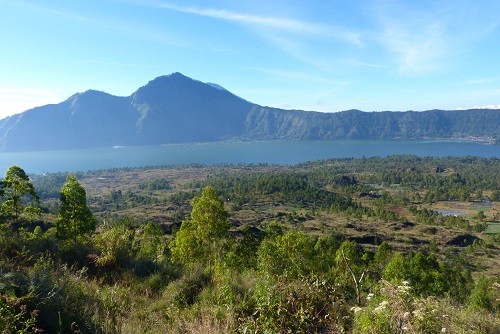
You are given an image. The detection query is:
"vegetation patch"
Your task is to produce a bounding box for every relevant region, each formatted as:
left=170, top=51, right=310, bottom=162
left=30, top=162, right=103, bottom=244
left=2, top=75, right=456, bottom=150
left=2, top=155, right=500, bottom=332
left=484, top=223, right=500, bottom=234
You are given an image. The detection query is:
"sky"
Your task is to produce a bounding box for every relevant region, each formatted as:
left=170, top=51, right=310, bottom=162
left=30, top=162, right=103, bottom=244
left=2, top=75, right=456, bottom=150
left=1, top=0, right=500, bottom=119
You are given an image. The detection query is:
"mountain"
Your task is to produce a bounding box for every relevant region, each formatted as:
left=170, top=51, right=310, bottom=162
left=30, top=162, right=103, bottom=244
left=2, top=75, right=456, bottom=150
left=0, top=72, right=499, bottom=152
left=0, top=73, right=253, bottom=151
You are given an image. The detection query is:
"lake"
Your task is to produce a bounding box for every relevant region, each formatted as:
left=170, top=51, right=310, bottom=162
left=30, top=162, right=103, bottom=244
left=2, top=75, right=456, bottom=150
left=0, top=140, right=499, bottom=175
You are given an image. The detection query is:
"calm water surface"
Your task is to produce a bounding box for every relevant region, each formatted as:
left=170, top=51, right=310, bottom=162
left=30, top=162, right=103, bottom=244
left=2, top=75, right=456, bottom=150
left=0, top=140, right=498, bottom=174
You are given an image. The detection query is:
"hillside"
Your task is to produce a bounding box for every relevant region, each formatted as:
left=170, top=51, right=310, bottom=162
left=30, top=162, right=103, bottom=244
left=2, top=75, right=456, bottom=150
left=0, top=72, right=499, bottom=151
left=3, top=155, right=500, bottom=332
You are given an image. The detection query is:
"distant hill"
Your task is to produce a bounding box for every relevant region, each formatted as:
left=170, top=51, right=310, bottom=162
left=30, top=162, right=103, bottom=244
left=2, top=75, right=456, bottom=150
left=0, top=72, right=499, bottom=151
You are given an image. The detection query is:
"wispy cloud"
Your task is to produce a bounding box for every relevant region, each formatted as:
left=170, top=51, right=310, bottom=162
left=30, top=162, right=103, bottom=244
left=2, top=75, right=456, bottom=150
left=74, top=60, right=156, bottom=69
left=343, top=59, right=385, bottom=69
left=460, top=78, right=497, bottom=86
left=369, top=0, right=500, bottom=76
left=388, top=23, right=446, bottom=75
left=457, top=104, right=500, bottom=110
left=134, top=0, right=362, bottom=45
left=455, top=88, right=500, bottom=110
left=370, top=3, right=448, bottom=75
left=121, top=0, right=366, bottom=71
left=240, top=66, right=351, bottom=87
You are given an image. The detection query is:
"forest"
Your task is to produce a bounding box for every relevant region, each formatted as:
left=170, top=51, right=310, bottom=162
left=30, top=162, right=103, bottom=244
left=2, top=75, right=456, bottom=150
left=1, top=155, right=500, bottom=333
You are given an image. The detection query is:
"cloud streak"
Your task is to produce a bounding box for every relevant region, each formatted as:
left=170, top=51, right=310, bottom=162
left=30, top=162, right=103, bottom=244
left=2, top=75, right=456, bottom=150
left=240, top=66, right=351, bottom=87
left=370, top=2, right=449, bottom=75
left=368, top=0, right=500, bottom=76
left=137, top=0, right=362, bottom=45
left=461, top=78, right=497, bottom=86
left=457, top=104, right=500, bottom=110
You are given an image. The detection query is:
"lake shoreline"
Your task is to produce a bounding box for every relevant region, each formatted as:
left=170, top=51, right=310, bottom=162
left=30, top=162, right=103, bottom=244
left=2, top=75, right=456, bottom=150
left=1, top=139, right=499, bottom=175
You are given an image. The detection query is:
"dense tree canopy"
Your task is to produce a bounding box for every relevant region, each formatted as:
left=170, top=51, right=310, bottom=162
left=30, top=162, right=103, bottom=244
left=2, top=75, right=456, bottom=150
left=0, top=165, right=39, bottom=220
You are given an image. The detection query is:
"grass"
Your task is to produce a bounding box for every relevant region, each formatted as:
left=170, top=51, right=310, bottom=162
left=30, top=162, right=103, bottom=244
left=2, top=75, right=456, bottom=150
left=484, top=223, right=500, bottom=235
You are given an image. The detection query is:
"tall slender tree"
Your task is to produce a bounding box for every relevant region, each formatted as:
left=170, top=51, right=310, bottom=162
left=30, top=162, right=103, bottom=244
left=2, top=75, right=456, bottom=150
left=170, top=186, right=230, bottom=271
left=56, top=174, right=96, bottom=243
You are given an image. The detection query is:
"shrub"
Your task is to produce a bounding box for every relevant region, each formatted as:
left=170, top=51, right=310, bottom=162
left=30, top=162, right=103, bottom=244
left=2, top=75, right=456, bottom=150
left=351, top=280, right=498, bottom=334
left=163, top=265, right=211, bottom=309
left=468, top=276, right=499, bottom=312
left=94, top=284, right=130, bottom=334
left=0, top=295, right=39, bottom=333
left=240, top=274, right=347, bottom=333
left=94, top=224, right=137, bottom=269
left=23, top=257, right=97, bottom=333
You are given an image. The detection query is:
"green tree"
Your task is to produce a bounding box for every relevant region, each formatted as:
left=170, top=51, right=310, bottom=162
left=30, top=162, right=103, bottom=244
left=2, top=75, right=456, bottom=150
left=370, top=241, right=393, bottom=279
left=225, top=225, right=260, bottom=271
left=257, top=231, right=316, bottom=277
left=138, top=221, right=165, bottom=261
left=373, top=241, right=393, bottom=267
left=56, top=174, right=96, bottom=243
left=474, top=189, right=483, bottom=201
left=169, top=186, right=230, bottom=272
left=1, top=165, right=39, bottom=220
left=490, top=189, right=500, bottom=202
left=469, top=275, right=496, bottom=311
left=382, top=252, right=408, bottom=284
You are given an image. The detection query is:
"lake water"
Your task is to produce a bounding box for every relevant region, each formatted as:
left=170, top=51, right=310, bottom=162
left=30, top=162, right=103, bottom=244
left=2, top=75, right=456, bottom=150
left=0, top=140, right=499, bottom=175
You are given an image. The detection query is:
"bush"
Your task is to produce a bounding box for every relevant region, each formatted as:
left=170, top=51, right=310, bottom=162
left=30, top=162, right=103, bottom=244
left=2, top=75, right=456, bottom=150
left=94, top=224, right=137, bottom=270
left=23, top=257, right=97, bottom=333
left=0, top=295, right=39, bottom=333
left=468, top=276, right=499, bottom=312
left=94, top=284, right=130, bottom=334
left=240, top=274, right=347, bottom=333
left=163, top=266, right=211, bottom=309
left=352, top=279, right=500, bottom=334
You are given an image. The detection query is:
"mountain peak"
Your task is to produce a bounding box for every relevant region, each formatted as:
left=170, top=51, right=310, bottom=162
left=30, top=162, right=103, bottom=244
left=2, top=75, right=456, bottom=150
left=131, top=72, right=242, bottom=106
left=146, top=72, right=192, bottom=85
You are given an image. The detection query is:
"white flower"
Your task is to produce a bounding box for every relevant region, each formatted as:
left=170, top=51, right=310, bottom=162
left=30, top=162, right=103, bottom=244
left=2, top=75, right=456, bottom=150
left=441, top=328, right=446, bottom=333
left=373, top=301, right=389, bottom=313
left=350, top=306, right=363, bottom=313
left=397, top=285, right=410, bottom=293
left=366, top=293, right=374, bottom=301
left=412, top=309, right=423, bottom=320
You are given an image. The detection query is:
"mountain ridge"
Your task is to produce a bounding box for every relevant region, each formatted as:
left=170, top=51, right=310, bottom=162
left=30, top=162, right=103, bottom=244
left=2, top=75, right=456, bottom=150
left=0, top=72, right=499, bottom=151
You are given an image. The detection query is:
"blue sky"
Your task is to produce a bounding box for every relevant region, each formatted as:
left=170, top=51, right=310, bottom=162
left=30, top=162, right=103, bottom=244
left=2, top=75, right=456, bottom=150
left=1, top=0, right=500, bottom=119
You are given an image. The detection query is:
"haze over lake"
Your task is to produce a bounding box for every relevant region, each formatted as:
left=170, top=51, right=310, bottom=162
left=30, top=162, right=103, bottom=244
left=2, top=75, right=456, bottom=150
left=1, top=140, right=499, bottom=175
